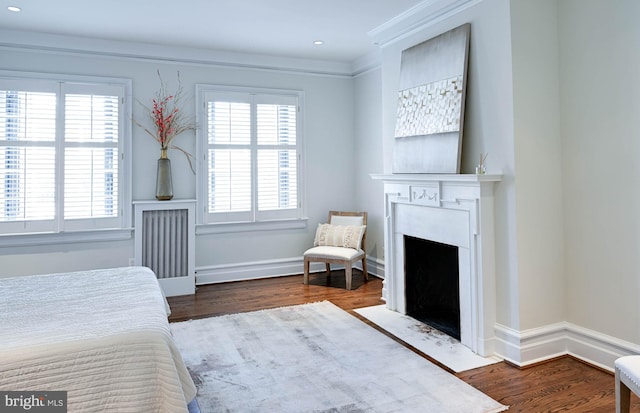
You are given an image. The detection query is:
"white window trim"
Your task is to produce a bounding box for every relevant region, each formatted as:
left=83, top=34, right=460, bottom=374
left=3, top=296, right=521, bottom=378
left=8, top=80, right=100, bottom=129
left=0, top=70, right=133, bottom=245
left=0, top=228, right=133, bottom=248
left=195, top=84, right=306, bottom=233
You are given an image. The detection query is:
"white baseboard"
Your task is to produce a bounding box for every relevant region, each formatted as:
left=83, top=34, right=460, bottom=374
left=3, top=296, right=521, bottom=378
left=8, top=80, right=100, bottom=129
left=566, top=323, right=640, bottom=372
left=365, top=256, right=385, bottom=279
left=196, top=257, right=300, bottom=285
left=494, top=321, right=640, bottom=372
left=494, top=322, right=568, bottom=367
left=196, top=256, right=383, bottom=285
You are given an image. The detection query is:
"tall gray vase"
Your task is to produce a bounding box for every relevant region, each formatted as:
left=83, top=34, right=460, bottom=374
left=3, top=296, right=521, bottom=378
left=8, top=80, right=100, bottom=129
left=156, top=152, right=173, bottom=201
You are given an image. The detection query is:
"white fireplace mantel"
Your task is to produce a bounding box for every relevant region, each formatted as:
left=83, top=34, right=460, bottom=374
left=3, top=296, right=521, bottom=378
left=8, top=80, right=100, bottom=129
left=371, top=173, right=501, bottom=356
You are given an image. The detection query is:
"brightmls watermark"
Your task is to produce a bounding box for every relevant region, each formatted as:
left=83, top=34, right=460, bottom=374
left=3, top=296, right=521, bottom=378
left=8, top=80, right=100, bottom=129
left=0, top=392, right=67, bottom=412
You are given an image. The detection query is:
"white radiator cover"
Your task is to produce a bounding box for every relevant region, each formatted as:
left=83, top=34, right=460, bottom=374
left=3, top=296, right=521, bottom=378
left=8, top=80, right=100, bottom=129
left=134, top=200, right=196, bottom=297
left=141, top=209, right=188, bottom=279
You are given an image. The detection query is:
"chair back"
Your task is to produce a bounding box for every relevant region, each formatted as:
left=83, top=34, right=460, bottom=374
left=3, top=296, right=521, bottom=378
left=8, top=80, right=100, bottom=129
left=328, top=211, right=367, bottom=251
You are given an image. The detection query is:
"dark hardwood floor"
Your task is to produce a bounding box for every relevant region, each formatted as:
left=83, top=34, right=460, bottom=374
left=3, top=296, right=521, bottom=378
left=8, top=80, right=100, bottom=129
left=167, top=271, right=639, bottom=412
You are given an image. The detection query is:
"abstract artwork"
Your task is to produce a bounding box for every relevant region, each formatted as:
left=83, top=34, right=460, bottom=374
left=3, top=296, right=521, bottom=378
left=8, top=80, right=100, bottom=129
left=393, top=24, right=470, bottom=174
left=395, top=75, right=464, bottom=137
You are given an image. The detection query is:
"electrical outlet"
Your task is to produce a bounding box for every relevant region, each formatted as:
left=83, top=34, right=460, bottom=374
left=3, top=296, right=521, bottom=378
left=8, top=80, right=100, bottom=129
left=128, top=258, right=135, bottom=266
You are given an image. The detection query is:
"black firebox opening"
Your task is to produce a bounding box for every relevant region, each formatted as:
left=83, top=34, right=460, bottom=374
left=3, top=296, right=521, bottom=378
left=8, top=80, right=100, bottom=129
left=404, top=235, right=460, bottom=340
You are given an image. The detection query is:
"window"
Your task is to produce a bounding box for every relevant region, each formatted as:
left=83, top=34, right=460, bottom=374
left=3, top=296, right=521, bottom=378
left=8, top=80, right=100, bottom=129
left=0, top=74, right=131, bottom=237
left=197, top=86, right=303, bottom=227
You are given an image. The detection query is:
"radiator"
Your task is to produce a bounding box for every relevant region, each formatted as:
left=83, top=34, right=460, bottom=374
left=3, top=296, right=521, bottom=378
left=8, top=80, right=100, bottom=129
left=141, top=208, right=188, bottom=279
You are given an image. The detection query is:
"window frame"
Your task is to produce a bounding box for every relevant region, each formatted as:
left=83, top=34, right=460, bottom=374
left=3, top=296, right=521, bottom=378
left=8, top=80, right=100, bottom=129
left=195, top=84, right=306, bottom=234
left=0, top=70, right=132, bottom=246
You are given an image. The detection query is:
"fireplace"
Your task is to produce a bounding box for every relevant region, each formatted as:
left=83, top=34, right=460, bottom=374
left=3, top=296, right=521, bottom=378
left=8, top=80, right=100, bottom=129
left=371, top=173, right=500, bottom=356
left=405, top=235, right=460, bottom=340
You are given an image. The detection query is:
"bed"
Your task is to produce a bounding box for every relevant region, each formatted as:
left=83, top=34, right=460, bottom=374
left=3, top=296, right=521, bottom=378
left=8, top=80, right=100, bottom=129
left=0, top=266, right=196, bottom=412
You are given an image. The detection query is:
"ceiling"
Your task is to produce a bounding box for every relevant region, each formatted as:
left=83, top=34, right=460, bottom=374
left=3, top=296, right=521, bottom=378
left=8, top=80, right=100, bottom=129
left=1, top=0, right=425, bottom=63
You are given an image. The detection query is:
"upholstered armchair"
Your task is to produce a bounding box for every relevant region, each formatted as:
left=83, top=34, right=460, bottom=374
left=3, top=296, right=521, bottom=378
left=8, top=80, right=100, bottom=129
left=303, top=211, right=368, bottom=290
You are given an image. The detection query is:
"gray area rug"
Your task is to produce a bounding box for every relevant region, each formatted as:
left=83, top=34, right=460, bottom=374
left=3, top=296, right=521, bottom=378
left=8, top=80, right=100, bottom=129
left=170, top=301, right=508, bottom=413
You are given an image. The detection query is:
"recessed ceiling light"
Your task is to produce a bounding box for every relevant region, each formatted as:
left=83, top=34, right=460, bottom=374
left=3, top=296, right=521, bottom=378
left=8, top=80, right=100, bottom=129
left=7, top=6, right=21, bottom=12
left=313, top=40, right=324, bottom=45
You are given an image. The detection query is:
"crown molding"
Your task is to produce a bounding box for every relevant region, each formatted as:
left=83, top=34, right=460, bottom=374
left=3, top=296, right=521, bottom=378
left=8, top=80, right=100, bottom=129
left=368, top=0, right=482, bottom=48
left=0, top=29, right=355, bottom=78
left=0, top=0, right=481, bottom=79
left=351, top=49, right=382, bottom=77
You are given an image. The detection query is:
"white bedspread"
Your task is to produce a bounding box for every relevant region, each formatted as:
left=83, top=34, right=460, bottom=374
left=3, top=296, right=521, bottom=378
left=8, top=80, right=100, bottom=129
left=0, top=266, right=196, bottom=412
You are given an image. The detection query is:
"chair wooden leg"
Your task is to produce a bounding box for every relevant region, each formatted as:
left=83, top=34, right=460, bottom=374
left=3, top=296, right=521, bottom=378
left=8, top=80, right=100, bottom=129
left=617, top=371, right=631, bottom=413
left=303, top=259, right=310, bottom=285
left=325, top=263, right=331, bottom=276
left=362, top=257, right=368, bottom=281
left=345, top=266, right=352, bottom=290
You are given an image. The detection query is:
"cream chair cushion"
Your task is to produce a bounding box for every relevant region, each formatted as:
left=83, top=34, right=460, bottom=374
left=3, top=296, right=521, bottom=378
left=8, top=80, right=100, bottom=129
left=304, top=245, right=365, bottom=260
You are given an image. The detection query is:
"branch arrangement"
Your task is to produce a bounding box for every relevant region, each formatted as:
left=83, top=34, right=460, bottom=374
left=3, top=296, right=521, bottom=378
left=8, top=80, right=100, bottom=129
left=134, top=70, right=196, bottom=173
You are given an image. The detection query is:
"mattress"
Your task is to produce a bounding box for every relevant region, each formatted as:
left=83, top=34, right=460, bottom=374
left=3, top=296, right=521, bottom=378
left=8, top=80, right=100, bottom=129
left=0, top=266, right=196, bottom=412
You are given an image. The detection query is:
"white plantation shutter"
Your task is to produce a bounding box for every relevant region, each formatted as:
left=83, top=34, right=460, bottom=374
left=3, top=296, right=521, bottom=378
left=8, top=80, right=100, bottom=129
left=207, top=99, right=252, bottom=219
left=0, top=77, right=126, bottom=234
left=256, top=101, right=297, bottom=214
left=208, top=101, right=251, bottom=145
left=200, top=87, right=302, bottom=225
left=256, top=103, right=297, bottom=145
left=208, top=148, right=251, bottom=213
left=0, top=89, right=57, bottom=232
left=257, top=149, right=297, bottom=211
left=64, top=91, right=119, bottom=222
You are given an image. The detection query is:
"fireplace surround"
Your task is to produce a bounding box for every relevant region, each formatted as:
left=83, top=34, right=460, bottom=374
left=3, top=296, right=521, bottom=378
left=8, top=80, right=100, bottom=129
left=371, top=174, right=501, bottom=356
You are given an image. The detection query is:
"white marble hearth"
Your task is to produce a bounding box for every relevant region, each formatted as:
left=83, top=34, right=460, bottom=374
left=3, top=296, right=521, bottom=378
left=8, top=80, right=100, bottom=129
left=355, top=304, right=502, bottom=372
left=371, top=174, right=501, bottom=357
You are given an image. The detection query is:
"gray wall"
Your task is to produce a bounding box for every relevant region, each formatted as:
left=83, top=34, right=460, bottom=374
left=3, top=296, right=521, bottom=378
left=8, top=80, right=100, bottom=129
left=511, top=0, right=565, bottom=332
left=354, top=67, right=385, bottom=269
left=510, top=0, right=640, bottom=350
left=0, top=44, right=359, bottom=278
left=558, top=0, right=640, bottom=345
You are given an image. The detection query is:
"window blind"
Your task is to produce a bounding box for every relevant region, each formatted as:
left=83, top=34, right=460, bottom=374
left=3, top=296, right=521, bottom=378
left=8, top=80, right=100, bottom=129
left=0, top=90, right=56, bottom=222
left=207, top=101, right=251, bottom=213
left=256, top=103, right=297, bottom=211
left=0, top=78, right=126, bottom=234
left=200, top=88, right=301, bottom=224
left=64, top=93, right=119, bottom=219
